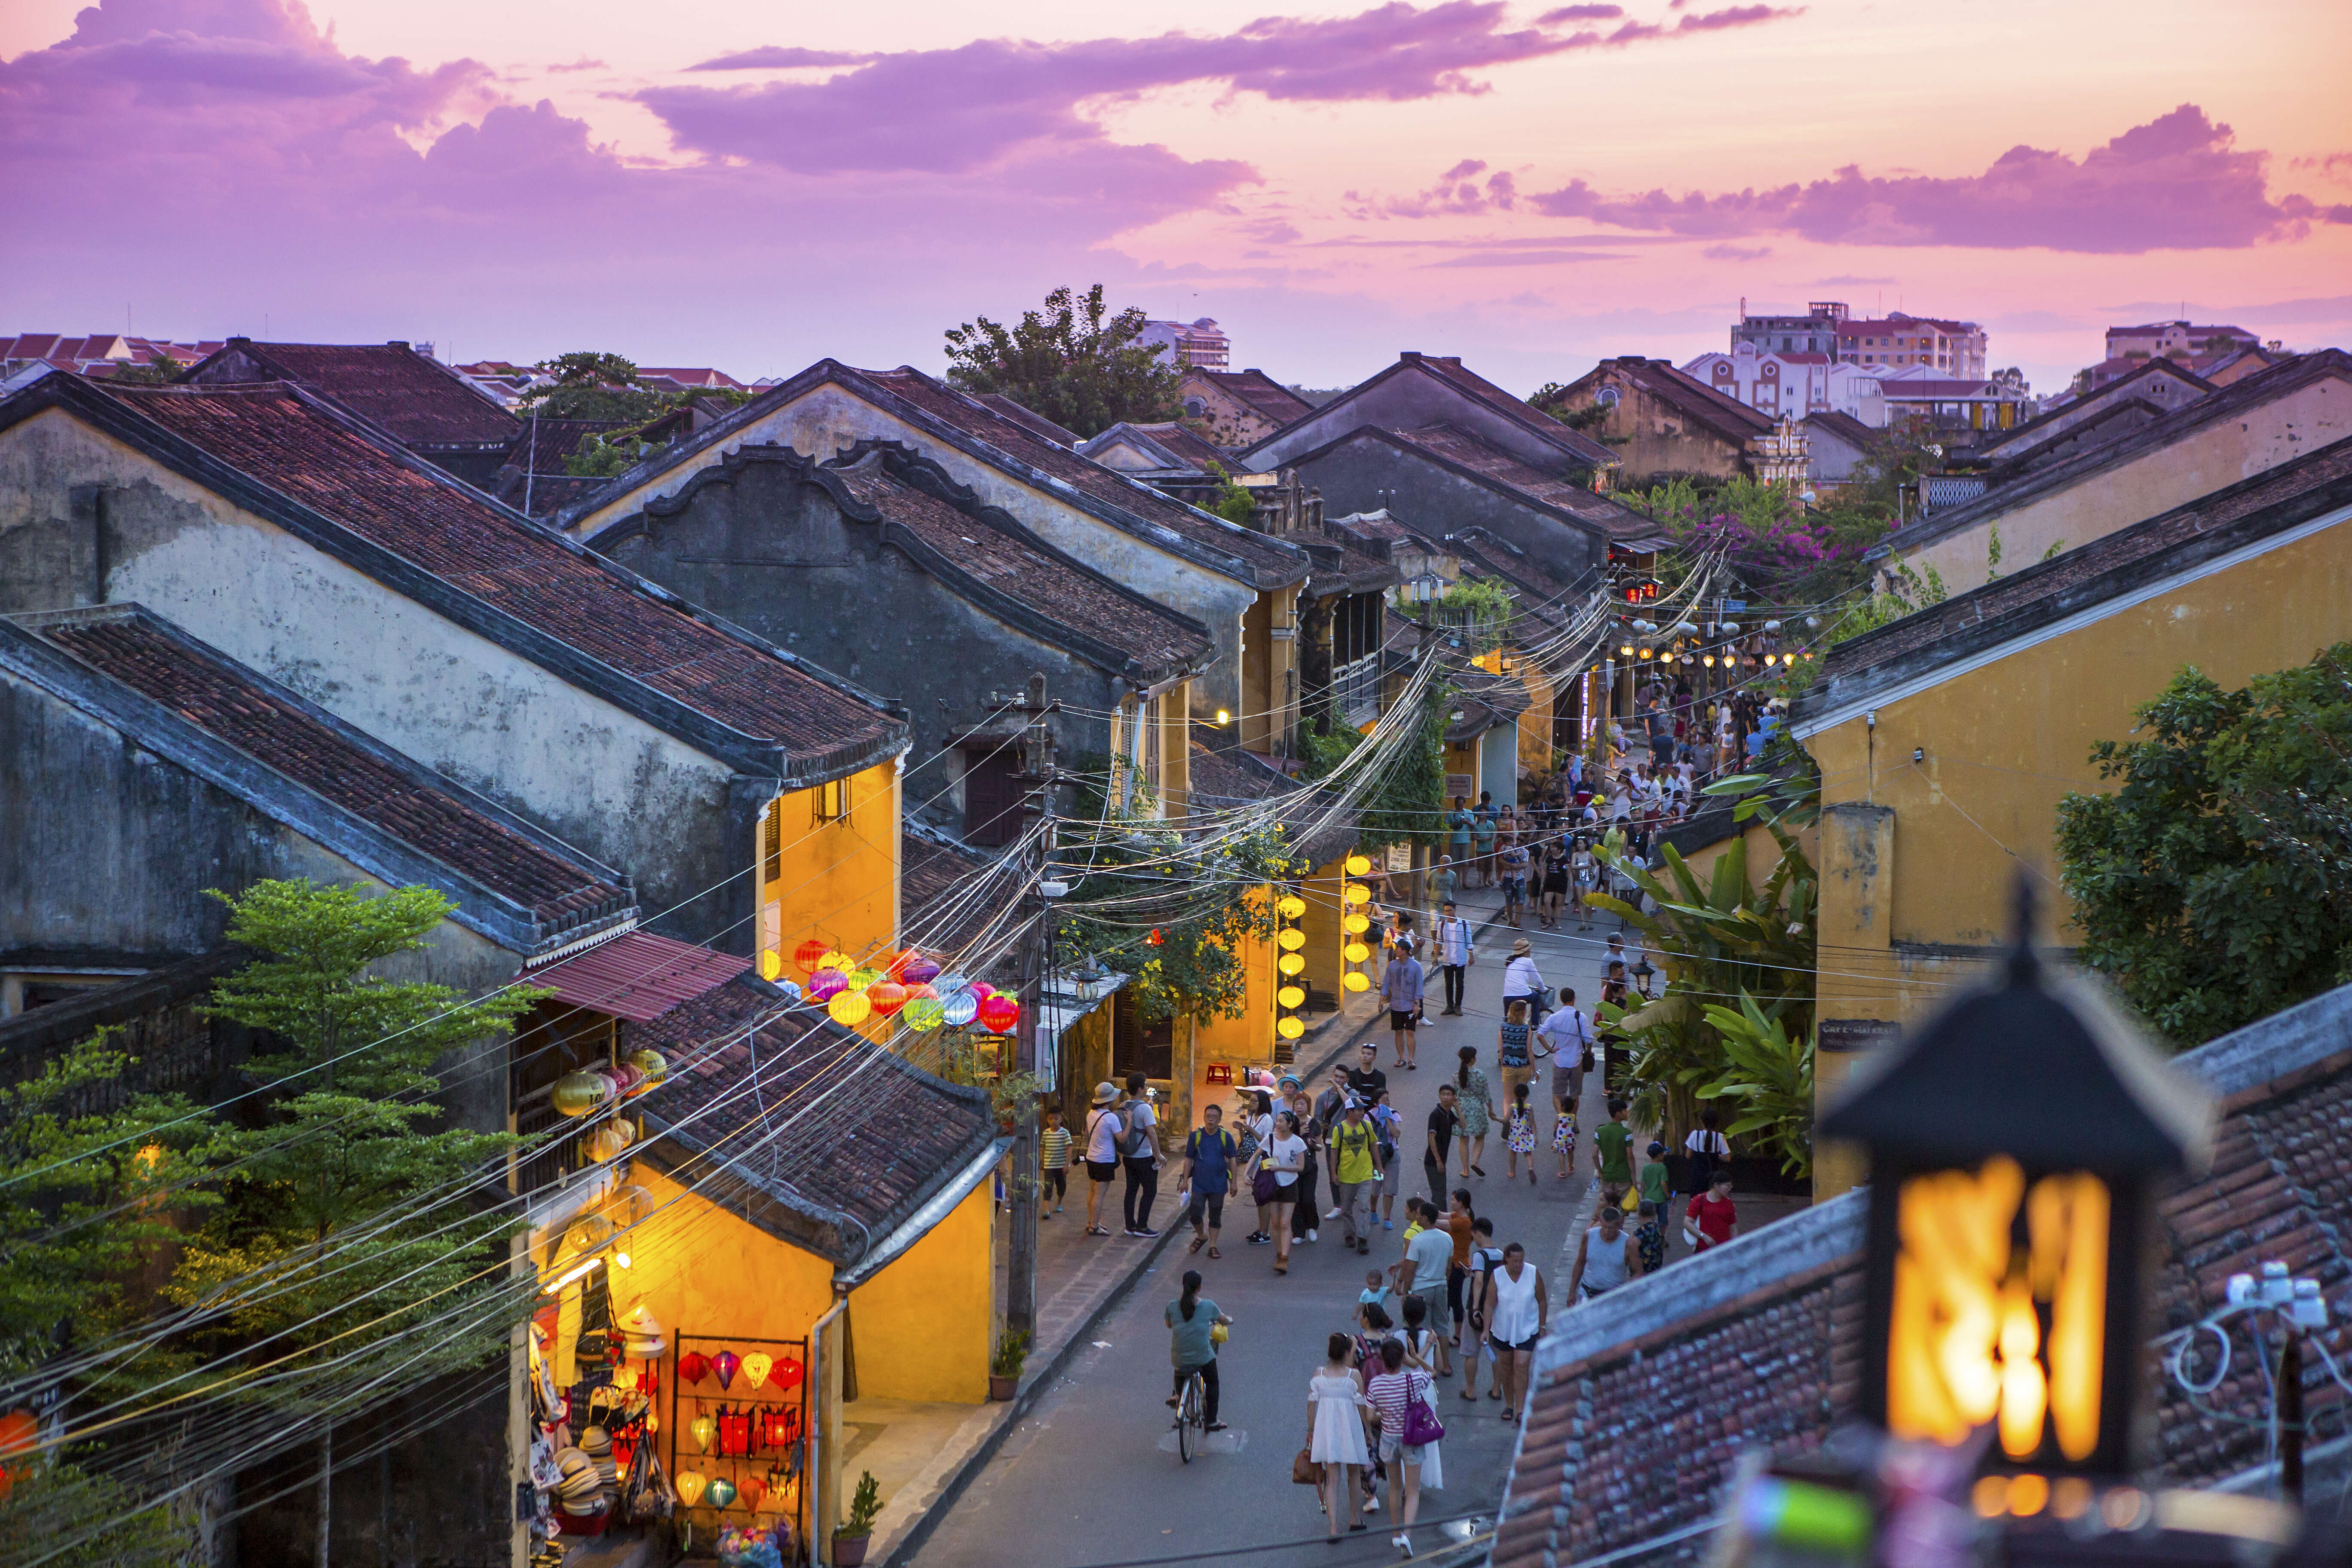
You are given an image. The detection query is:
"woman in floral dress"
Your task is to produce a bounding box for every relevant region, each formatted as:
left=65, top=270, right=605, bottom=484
left=1451, top=1046, right=1495, bottom=1179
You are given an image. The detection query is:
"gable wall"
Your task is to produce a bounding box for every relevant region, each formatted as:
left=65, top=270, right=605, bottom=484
left=1288, top=435, right=1605, bottom=585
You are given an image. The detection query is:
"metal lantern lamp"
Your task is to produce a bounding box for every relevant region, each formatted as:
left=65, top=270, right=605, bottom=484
left=1629, top=955, right=1654, bottom=999
left=1820, top=882, right=2211, bottom=1480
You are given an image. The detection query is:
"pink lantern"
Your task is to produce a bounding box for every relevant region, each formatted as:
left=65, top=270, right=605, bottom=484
left=806, top=968, right=848, bottom=1002
left=977, top=993, right=1019, bottom=1034
left=712, top=1350, right=741, bottom=1390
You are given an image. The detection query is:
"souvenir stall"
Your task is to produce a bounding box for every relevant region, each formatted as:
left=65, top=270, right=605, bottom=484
left=665, top=1334, right=812, bottom=1565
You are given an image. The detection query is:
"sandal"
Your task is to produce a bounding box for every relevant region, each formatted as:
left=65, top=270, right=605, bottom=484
left=1188, top=1236, right=1205, bottom=1255
left=1086, top=1226, right=1111, bottom=1236
left=1471, top=1165, right=1486, bottom=1178
left=1208, top=1247, right=1222, bottom=1259
left=1274, top=1262, right=1289, bottom=1274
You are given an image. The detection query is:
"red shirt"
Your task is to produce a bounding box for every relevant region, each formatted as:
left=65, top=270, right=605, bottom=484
left=1685, top=1192, right=1736, bottom=1248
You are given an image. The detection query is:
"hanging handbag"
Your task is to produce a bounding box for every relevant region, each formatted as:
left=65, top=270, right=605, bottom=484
left=1292, top=1447, right=1324, bottom=1486
left=1401, top=1378, right=1446, bottom=1447
left=1252, top=1167, right=1279, bottom=1207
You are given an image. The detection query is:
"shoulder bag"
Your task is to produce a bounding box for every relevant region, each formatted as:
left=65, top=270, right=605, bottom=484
left=1293, top=1446, right=1325, bottom=1485
left=1400, top=1375, right=1446, bottom=1447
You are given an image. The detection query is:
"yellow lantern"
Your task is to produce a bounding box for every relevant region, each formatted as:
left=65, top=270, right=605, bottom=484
left=760, top=949, right=782, bottom=981
left=829, top=989, right=873, bottom=1026
left=1275, top=928, right=1305, bottom=951
left=551, top=1070, right=608, bottom=1118
left=1342, top=971, right=1370, bottom=992
left=1277, top=1017, right=1306, bottom=1041
left=691, top=1414, right=717, bottom=1452
left=1277, top=953, right=1306, bottom=976
left=676, top=1471, right=708, bottom=1508
left=1343, top=942, right=1369, bottom=963
left=1276, top=985, right=1305, bottom=1009
left=818, top=950, right=851, bottom=974
left=1276, top=894, right=1307, bottom=919
left=1344, top=853, right=1372, bottom=876
left=1342, top=883, right=1370, bottom=905
left=1342, top=913, right=1371, bottom=935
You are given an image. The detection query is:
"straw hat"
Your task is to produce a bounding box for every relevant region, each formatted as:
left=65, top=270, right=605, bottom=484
left=1511, top=938, right=1531, bottom=957
left=1091, top=1081, right=1120, bottom=1105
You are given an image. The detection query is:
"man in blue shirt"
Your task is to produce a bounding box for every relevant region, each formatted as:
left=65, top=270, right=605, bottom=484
left=1380, top=936, right=1425, bottom=1070
left=1178, top=1103, right=1238, bottom=1258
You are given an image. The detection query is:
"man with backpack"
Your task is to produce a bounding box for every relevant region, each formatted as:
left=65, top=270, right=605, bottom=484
left=1119, top=1072, right=1161, bottom=1238
left=1177, top=1103, right=1238, bottom=1259
left=1326, top=1098, right=1383, bottom=1255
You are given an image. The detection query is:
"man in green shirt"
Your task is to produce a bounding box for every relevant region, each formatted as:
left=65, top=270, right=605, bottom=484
left=1592, top=1097, right=1634, bottom=1203
left=1327, top=1099, right=1382, bottom=1255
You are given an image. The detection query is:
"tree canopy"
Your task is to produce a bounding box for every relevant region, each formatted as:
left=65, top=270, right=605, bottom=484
left=943, top=285, right=1180, bottom=438
left=518, top=351, right=670, bottom=423
left=2056, top=645, right=2352, bottom=1047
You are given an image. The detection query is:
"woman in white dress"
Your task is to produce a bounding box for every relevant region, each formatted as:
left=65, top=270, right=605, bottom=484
left=1306, top=1331, right=1373, bottom=1540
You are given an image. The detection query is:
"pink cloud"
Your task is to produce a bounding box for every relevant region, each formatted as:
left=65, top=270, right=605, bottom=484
left=1537, top=4, right=1624, bottom=19
left=688, top=46, right=880, bottom=70
left=1365, top=158, right=1521, bottom=216
left=1702, top=242, right=1771, bottom=260
left=1527, top=104, right=2352, bottom=252
left=1677, top=5, right=1802, bottom=30
left=642, top=1, right=1809, bottom=174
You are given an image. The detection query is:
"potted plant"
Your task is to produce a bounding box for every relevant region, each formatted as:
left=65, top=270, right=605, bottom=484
left=832, top=1470, right=882, bottom=1568
left=988, top=1326, right=1030, bottom=1401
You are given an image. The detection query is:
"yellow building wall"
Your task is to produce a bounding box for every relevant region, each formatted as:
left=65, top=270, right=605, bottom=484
left=1516, top=665, right=1559, bottom=778
left=760, top=757, right=900, bottom=984
left=1890, top=375, right=2350, bottom=586
left=616, top=1165, right=839, bottom=1373
left=845, top=1184, right=996, bottom=1405
left=1443, top=739, right=1479, bottom=804
left=1194, top=887, right=1278, bottom=1068
left=1805, top=513, right=2352, bottom=1197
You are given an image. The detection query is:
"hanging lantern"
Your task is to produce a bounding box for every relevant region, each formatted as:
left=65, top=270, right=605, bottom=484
left=712, top=1351, right=741, bottom=1390
left=606, top=1063, right=643, bottom=1099
left=1275, top=928, right=1306, bottom=951
left=1277, top=1017, right=1306, bottom=1041
left=867, top=981, right=908, bottom=1017
left=807, top=968, right=848, bottom=1001
left=977, top=993, right=1020, bottom=1034
left=942, top=989, right=980, bottom=1027
left=739, top=1475, right=768, bottom=1513
left=1277, top=953, right=1306, bottom=977
left=843, top=966, right=879, bottom=990
left=1276, top=894, right=1307, bottom=919
left=905, top=996, right=945, bottom=1030
left=706, top=1476, right=738, bottom=1510
left=970, top=982, right=996, bottom=1001
left=741, top=1351, right=774, bottom=1390
left=679, top=1351, right=712, bottom=1385
left=828, top=989, right=873, bottom=1027
left=1342, top=972, right=1370, bottom=992
left=1342, top=913, right=1371, bottom=936
left=760, top=950, right=783, bottom=982
left=1344, top=853, right=1372, bottom=876
left=794, top=939, right=830, bottom=974
left=691, top=1414, right=717, bottom=1452
left=1341, top=883, right=1370, bottom=905
left=626, top=1049, right=668, bottom=1091
left=1276, top=985, right=1305, bottom=1009
left=551, top=1071, right=609, bottom=1118
left=901, top=952, right=941, bottom=986
left=818, top=949, right=852, bottom=974
left=676, top=1471, right=708, bottom=1508
left=773, top=1356, right=806, bottom=1390
left=876, top=949, right=907, bottom=980
left=934, top=972, right=971, bottom=996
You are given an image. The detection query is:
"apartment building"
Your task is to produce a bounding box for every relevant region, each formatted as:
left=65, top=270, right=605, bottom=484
left=1835, top=310, right=1988, bottom=379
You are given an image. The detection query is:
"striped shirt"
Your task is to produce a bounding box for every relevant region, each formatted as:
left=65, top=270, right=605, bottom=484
left=1039, top=1126, right=1073, bottom=1170
left=1364, top=1368, right=1435, bottom=1435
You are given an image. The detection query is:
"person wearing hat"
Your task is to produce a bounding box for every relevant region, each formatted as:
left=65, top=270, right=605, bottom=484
left=1081, top=1082, right=1128, bottom=1237
left=1501, top=937, right=1547, bottom=1025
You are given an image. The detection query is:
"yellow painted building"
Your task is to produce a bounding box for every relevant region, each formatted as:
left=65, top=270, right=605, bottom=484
left=1793, top=437, right=2352, bottom=1199
left=758, top=759, right=903, bottom=995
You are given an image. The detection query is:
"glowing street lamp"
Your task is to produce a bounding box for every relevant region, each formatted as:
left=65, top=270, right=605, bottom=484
left=1820, top=882, right=2211, bottom=1479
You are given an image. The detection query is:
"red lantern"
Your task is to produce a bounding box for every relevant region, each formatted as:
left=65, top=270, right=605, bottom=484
left=772, top=1357, right=806, bottom=1391
left=977, top=993, right=1019, bottom=1034
left=1147, top=927, right=1165, bottom=946
left=679, top=1351, right=712, bottom=1386
left=793, top=939, right=829, bottom=974
left=867, top=981, right=908, bottom=1017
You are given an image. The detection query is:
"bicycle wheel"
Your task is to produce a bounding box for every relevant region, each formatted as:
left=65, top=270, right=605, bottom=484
left=1176, top=1375, right=1202, bottom=1464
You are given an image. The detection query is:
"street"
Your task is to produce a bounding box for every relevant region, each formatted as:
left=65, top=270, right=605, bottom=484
left=912, top=886, right=1632, bottom=1568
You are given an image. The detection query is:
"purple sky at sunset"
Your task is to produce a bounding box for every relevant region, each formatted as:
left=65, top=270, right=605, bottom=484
left=4, top=0, right=2347, bottom=396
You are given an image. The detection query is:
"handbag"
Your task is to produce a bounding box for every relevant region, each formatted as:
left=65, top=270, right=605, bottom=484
left=1252, top=1168, right=1279, bottom=1207
left=1292, top=1447, right=1324, bottom=1486
left=1401, top=1381, right=1446, bottom=1447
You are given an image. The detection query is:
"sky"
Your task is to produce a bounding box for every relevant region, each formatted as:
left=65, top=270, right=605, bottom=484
left=3, top=0, right=2348, bottom=398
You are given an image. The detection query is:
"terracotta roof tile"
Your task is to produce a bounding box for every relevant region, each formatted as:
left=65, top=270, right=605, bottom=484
left=1385, top=423, right=1657, bottom=540
left=900, top=829, right=1002, bottom=955
left=1199, top=369, right=1315, bottom=426
left=97, top=382, right=903, bottom=769
left=184, top=340, right=520, bottom=448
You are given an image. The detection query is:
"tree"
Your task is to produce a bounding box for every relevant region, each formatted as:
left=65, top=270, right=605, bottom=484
left=167, top=881, right=538, bottom=1566
left=2056, top=645, right=2352, bottom=1047
left=518, top=352, right=669, bottom=423
left=943, top=285, right=1179, bottom=438
left=1202, top=463, right=1257, bottom=527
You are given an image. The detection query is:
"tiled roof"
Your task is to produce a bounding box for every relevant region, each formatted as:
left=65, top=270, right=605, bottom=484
left=1184, top=739, right=1357, bottom=867
left=503, top=418, right=627, bottom=476
left=973, top=393, right=1080, bottom=448
left=1991, top=360, right=2212, bottom=454
left=1594, top=358, right=1774, bottom=447
left=1384, top=423, right=1660, bottom=542
left=182, top=340, right=521, bottom=449
left=89, top=381, right=905, bottom=775
left=1130, top=420, right=1234, bottom=471
left=862, top=368, right=1308, bottom=585
left=1494, top=982, right=2352, bottom=1568
left=529, top=929, right=750, bottom=1022
left=1449, top=527, right=1582, bottom=629
left=1802, top=410, right=1881, bottom=452
left=630, top=976, right=999, bottom=1265
left=900, top=827, right=1004, bottom=956
left=1199, top=369, right=1315, bottom=425
left=1406, top=354, right=1619, bottom=467
left=18, top=606, right=631, bottom=935
left=824, top=445, right=1214, bottom=682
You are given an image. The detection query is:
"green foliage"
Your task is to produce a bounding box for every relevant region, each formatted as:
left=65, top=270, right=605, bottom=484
left=104, top=357, right=182, bottom=387
left=1203, top=461, right=1257, bottom=526
left=1694, top=994, right=1814, bottom=1178
left=990, top=1326, right=1031, bottom=1378
left=1408, top=577, right=1513, bottom=655
left=1347, top=680, right=1451, bottom=854
left=2055, top=645, right=2352, bottom=1047
left=842, top=1470, right=883, bottom=1537
left=1063, top=825, right=1289, bottom=1028
left=1299, top=724, right=1363, bottom=781
left=943, top=284, right=1180, bottom=438
left=564, top=435, right=642, bottom=478
left=0, top=1456, right=197, bottom=1566
left=519, top=351, right=669, bottom=422
left=0, top=1033, right=220, bottom=1378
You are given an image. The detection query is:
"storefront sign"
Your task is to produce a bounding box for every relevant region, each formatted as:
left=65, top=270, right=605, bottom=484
left=1819, top=1018, right=1903, bottom=1054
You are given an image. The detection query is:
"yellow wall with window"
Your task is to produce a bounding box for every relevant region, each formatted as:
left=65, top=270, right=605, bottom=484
left=759, top=760, right=900, bottom=984
left=1193, top=886, right=1277, bottom=1068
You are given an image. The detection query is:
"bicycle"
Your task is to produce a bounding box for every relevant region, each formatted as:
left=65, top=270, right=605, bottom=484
left=1174, top=1367, right=1207, bottom=1463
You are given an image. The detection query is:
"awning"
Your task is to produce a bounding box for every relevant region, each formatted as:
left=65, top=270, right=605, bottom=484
left=526, top=928, right=750, bottom=1023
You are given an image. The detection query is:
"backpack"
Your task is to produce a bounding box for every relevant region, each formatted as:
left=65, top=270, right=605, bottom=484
left=1369, top=1106, right=1398, bottom=1166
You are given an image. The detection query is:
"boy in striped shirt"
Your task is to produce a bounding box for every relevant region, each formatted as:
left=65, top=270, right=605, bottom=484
left=1038, top=1106, right=1072, bottom=1218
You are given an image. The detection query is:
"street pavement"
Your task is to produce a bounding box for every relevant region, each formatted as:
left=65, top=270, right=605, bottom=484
left=911, top=882, right=1638, bottom=1568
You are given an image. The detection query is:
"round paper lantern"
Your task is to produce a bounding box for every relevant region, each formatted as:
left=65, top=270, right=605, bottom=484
left=1343, top=942, right=1370, bottom=963
left=1278, top=1017, right=1306, bottom=1040
left=828, top=989, right=873, bottom=1026
left=772, top=1357, right=806, bottom=1390
left=847, top=967, right=882, bottom=990
left=691, top=1415, right=717, bottom=1452
left=627, top=1049, right=668, bottom=1090
left=818, top=949, right=851, bottom=974
left=934, top=972, right=971, bottom=996
left=900, top=952, right=941, bottom=985
left=971, top=981, right=996, bottom=1001
left=806, top=968, right=847, bottom=1002
left=941, top=989, right=980, bottom=1027
left=1343, top=971, right=1371, bottom=992
left=705, top=1476, right=738, bottom=1510
left=904, top=996, right=945, bottom=1031
left=738, top=1475, right=768, bottom=1513
left=679, top=1351, right=712, bottom=1386
left=551, top=1071, right=609, bottom=1118
left=1345, top=853, right=1373, bottom=876
left=1342, top=882, right=1370, bottom=905
left=607, top=1063, right=643, bottom=1098
left=712, top=1351, right=741, bottom=1390
left=1276, top=894, right=1307, bottom=919
left=676, top=1471, right=708, bottom=1508
left=794, top=939, right=830, bottom=974
left=977, top=993, right=1019, bottom=1034
left=741, top=1351, right=774, bottom=1390
left=867, top=981, right=907, bottom=1017
left=1276, top=985, right=1305, bottom=1009
left=1277, top=953, right=1306, bottom=976
left=1342, top=913, right=1371, bottom=935
left=1275, top=928, right=1305, bottom=950
left=878, top=949, right=909, bottom=980
left=760, top=950, right=784, bottom=982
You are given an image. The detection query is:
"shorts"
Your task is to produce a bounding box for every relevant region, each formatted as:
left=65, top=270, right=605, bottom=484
left=1487, top=1331, right=1540, bottom=1355
left=1086, top=1159, right=1119, bottom=1183
left=1185, top=1190, right=1226, bottom=1229
left=1504, top=877, right=1525, bottom=900
left=1043, top=1167, right=1068, bottom=1200
left=1389, top=1009, right=1418, bottom=1032
left=1378, top=1432, right=1428, bottom=1465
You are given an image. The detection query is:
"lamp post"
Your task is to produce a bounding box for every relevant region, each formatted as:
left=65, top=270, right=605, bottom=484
left=1819, top=882, right=2212, bottom=1481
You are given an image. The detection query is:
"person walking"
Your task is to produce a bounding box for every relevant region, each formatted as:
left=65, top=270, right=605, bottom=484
left=1479, top=1242, right=1547, bottom=1421
left=1038, top=1103, right=1072, bottom=1219
left=1164, top=1270, right=1230, bottom=1433
left=1306, top=1332, right=1373, bottom=1540
left=1288, top=1088, right=1323, bottom=1246
left=1458, top=1219, right=1504, bottom=1403
left=1566, top=1205, right=1638, bottom=1304
left=1433, top=901, right=1473, bottom=1016
left=1422, top=1084, right=1458, bottom=1206
left=1256, top=1109, right=1307, bottom=1274
left=1497, top=836, right=1529, bottom=928
left=1451, top=1047, right=1494, bottom=1179
left=1538, top=839, right=1569, bottom=929
left=1635, top=1137, right=1673, bottom=1222
left=1501, top=938, right=1547, bottom=1031
left=1120, top=1072, right=1161, bottom=1238
left=1501, top=1081, right=1538, bottom=1183
left=1081, top=1082, right=1127, bottom=1237
left=1433, top=856, right=1460, bottom=914
left=1327, top=1098, right=1382, bottom=1254
left=1592, top=1096, right=1634, bottom=1208
left=1345, top=1041, right=1388, bottom=1106
left=1177, top=1103, right=1237, bottom=1259
left=1440, top=1189, right=1475, bottom=1349
left=1683, top=1169, right=1739, bottom=1254
left=1470, top=801, right=1497, bottom=889
left=1495, top=997, right=1536, bottom=1121
left=1570, top=834, right=1596, bottom=931
left=1380, top=937, right=1424, bottom=1070
left=1535, top=988, right=1592, bottom=1177
left=1368, top=1087, right=1404, bottom=1231
left=1444, top=797, right=1473, bottom=878
left=1394, top=1199, right=1455, bottom=1376
left=1366, top=1338, right=1443, bottom=1557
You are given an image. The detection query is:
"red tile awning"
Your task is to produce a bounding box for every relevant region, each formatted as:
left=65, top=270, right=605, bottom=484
left=527, top=929, right=751, bottom=1023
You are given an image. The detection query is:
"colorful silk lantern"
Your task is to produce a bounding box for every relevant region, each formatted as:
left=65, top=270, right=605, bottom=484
left=626, top=1049, right=668, bottom=1091
left=1276, top=894, right=1307, bottom=919
left=807, top=968, right=848, bottom=1001
left=941, top=989, right=980, bottom=1027
left=1342, top=882, right=1370, bottom=905
left=829, top=989, right=873, bottom=1026
left=971, top=981, right=995, bottom=1001
left=934, top=972, right=971, bottom=996
left=818, top=949, right=851, bottom=974
left=741, top=1351, right=774, bottom=1390
left=1342, top=913, right=1371, bottom=935
left=978, top=993, right=1019, bottom=1034
left=712, top=1351, right=741, bottom=1390
left=551, top=1071, right=609, bottom=1118
left=705, top=1476, right=738, bottom=1510
left=676, top=1471, right=708, bottom=1508
left=847, top=967, right=882, bottom=990
left=679, top=1351, right=712, bottom=1385
left=867, top=981, right=908, bottom=1017
left=1345, top=853, right=1373, bottom=876
left=901, top=952, right=941, bottom=985
left=1275, top=928, right=1305, bottom=950
left=905, top=996, right=945, bottom=1030
left=691, top=1415, right=717, bottom=1452
left=1343, top=942, right=1370, bottom=963
left=772, top=1357, right=806, bottom=1390
left=738, top=1475, right=768, bottom=1513
left=794, top=939, right=830, bottom=974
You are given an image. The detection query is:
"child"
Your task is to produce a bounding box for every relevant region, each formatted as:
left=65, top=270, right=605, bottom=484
left=1357, top=1270, right=1394, bottom=1332
left=1633, top=1200, right=1667, bottom=1275
left=1503, top=1082, right=1537, bottom=1182
left=1684, top=1170, right=1738, bottom=1253
left=1551, top=1093, right=1577, bottom=1179
left=1038, top=1106, right=1072, bottom=1218
left=1636, top=1138, right=1672, bottom=1222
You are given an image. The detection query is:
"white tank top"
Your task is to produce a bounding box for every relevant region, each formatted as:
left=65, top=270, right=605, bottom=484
left=1581, top=1226, right=1631, bottom=1293
left=1488, top=1262, right=1541, bottom=1342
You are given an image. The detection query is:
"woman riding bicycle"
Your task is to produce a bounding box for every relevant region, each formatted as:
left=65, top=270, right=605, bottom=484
left=1164, top=1269, right=1233, bottom=1433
